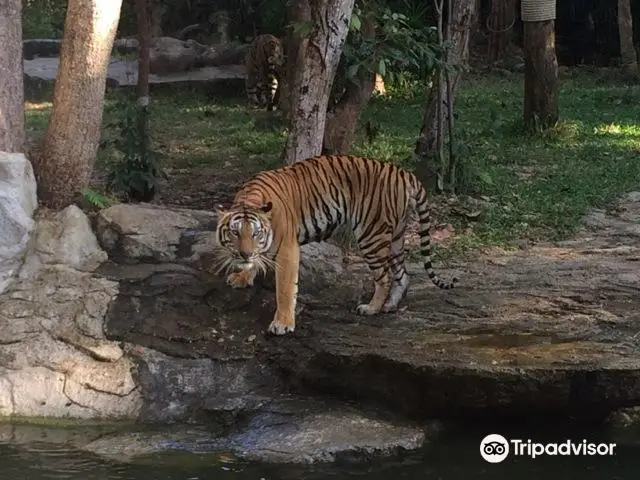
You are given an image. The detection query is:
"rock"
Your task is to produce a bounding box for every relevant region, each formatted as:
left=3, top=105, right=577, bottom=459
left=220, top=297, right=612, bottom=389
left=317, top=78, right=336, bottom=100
left=96, top=199, right=640, bottom=424
left=21, top=205, right=108, bottom=276
left=221, top=399, right=427, bottom=463
left=112, top=37, right=139, bottom=55
left=23, top=56, right=246, bottom=94
left=149, top=37, right=206, bottom=75
left=266, top=248, right=640, bottom=421
left=82, top=398, right=428, bottom=464
left=95, top=203, right=216, bottom=264
left=127, top=346, right=277, bottom=423
left=0, top=152, right=38, bottom=294
left=6, top=187, right=640, bottom=461
left=0, top=202, right=143, bottom=420
left=199, top=42, right=249, bottom=67
left=95, top=203, right=344, bottom=289
left=23, top=39, right=62, bottom=59
left=0, top=263, right=142, bottom=419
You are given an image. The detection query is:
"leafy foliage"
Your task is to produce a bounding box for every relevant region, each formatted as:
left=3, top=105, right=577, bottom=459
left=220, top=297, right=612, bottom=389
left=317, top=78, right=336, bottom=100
left=102, top=92, right=164, bottom=202
left=80, top=188, right=115, bottom=210
left=330, top=3, right=445, bottom=108
left=23, top=0, right=66, bottom=38
left=351, top=6, right=441, bottom=80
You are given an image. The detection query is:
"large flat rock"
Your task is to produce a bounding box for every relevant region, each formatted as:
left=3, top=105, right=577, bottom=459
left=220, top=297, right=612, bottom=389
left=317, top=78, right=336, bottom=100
left=96, top=193, right=640, bottom=423
left=81, top=397, right=427, bottom=464
left=23, top=57, right=245, bottom=87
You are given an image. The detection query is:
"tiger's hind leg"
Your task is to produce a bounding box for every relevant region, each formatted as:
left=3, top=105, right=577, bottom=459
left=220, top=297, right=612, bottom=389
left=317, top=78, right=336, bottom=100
left=265, top=74, right=279, bottom=112
left=355, top=230, right=393, bottom=316
left=382, top=221, right=410, bottom=313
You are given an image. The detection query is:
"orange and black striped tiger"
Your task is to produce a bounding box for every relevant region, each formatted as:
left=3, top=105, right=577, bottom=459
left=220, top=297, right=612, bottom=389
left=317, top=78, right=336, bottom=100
left=244, top=34, right=284, bottom=111
left=214, top=155, right=458, bottom=335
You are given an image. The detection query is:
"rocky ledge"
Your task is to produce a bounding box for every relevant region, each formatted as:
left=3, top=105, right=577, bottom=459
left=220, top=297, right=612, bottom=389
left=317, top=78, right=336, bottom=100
left=2, top=151, right=640, bottom=463
left=99, top=198, right=640, bottom=424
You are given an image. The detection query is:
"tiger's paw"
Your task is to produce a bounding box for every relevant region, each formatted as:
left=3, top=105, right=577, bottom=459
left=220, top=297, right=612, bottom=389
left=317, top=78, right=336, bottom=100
left=267, top=313, right=296, bottom=336
left=381, top=303, right=399, bottom=313
left=226, top=270, right=254, bottom=288
left=356, top=303, right=381, bottom=316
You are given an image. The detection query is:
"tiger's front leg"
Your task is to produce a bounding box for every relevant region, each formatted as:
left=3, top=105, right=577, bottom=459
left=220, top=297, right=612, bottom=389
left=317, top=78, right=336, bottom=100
left=267, top=241, right=300, bottom=335
left=226, top=266, right=257, bottom=288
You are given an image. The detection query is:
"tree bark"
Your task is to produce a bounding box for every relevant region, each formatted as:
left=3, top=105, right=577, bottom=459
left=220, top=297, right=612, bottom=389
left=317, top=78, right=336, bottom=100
left=0, top=0, right=25, bottom=153
left=136, top=0, right=151, bottom=101
left=133, top=0, right=155, bottom=202
left=322, top=16, right=377, bottom=155
left=414, top=0, right=476, bottom=189
left=617, top=0, right=637, bottom=74
left=487, top=0, right=517, bottom=64
left=148, top=0, right=163, bottom=38
left=523, top=20, right=558, bottom=130
left=282, top=0, right=356, bottom=165
left=34, top=0, right=123, bottom=209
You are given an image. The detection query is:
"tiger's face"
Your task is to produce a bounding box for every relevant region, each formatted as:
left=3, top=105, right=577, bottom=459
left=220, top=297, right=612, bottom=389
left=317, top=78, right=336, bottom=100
left=214, top=202, right=274, bottom=274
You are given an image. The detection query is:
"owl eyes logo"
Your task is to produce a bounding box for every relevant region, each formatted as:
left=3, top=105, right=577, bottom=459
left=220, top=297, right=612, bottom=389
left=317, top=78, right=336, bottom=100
left=480, top=434, right=617, bottom=462
left=480, top=434, right=510, bottom=463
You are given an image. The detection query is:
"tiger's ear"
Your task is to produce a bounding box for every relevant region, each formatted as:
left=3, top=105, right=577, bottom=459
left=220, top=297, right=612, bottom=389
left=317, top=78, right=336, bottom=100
left=215, top=204, right=226, bottom=214
left=260, top=201, right=273, bottom=214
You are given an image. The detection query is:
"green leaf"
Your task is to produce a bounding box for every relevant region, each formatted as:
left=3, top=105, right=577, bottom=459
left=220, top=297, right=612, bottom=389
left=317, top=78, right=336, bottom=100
left=350, top=13, right=361, bottom=31
left=377, top=59, right=387, bottom=77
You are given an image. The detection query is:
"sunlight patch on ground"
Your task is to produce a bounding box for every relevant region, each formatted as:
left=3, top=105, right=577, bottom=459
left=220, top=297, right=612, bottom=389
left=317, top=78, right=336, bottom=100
left=594, top=123, right=640, bottom=137
left=25, top=101, right=52, bottom=111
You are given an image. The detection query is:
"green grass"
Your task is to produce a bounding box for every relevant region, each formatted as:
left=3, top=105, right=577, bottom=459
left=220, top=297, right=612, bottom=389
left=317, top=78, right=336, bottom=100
left=25, top=69, right=640, bottom=255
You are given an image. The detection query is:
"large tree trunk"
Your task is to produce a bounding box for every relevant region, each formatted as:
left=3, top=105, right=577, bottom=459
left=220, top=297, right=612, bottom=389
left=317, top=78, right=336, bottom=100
left=34, top=0, right=123, bottom=209
left=414, top=0, right=476, bottom=190
left=282, top=0, right=356, bottom=165
left=323, top=16, right=377, bottom=155
left=618, top=0, right=637, bottom=74
left=522, top=0, right=558, bottom=131
left=0, top=0, right=25, bottom=153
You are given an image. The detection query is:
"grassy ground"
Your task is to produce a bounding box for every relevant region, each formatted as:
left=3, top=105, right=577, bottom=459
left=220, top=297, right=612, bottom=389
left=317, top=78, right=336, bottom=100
left=25, top=69, right=640, bottom=257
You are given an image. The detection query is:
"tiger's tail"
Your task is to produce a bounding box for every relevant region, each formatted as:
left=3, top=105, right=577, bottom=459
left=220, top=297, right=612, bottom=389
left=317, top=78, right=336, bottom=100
left=412, top=176, right=458, bottom=289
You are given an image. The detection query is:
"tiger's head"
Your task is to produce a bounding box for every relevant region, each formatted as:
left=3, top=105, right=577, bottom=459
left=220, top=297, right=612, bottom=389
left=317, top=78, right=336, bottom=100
left=214, top=201, right=275, bottom=275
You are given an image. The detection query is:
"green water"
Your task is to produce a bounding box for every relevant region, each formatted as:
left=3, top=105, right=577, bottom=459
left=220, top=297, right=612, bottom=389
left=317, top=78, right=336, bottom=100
left=2, top=422, right=639, bottom=479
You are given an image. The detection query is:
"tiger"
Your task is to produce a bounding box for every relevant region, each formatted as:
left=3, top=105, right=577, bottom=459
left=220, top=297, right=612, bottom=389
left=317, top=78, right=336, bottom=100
left=214, top=155, right=459, bottom=336
left=244, top=34, right=285, bottom=112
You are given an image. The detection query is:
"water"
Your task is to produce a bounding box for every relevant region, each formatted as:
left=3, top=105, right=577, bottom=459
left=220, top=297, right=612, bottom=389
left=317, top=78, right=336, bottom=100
left=2, top=421, right=640, bottom=479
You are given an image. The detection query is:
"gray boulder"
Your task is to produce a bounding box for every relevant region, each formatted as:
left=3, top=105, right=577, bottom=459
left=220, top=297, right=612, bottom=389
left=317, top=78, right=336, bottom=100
left=0, top=152, right=38, bottom=294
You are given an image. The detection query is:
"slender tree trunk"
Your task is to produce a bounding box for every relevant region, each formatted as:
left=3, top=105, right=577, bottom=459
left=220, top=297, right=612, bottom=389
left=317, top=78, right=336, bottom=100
left=133, top=0, right=155, bottom=202
left=149, top=0, right=163, bottom=38
left=34, top=0, right=123, bottom=209
left=414, top=0, right=475, bottom=190
left=136, top=0, right=151, bottom=103
left=618, top=0, right=637, bottom=74
left=487, top=0, right=517, bottom=64
left=282, top=0, right=356, bottom=165
left=0, top=0, right=25, bottom=153
left=521, top=0, right=557, bottom=130
left=323, top=16, right=377, bottom=155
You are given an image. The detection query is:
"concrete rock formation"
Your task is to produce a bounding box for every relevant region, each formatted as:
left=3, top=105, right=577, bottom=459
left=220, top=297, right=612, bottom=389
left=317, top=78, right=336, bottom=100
left=4, top=185, right=640, bottom=463
left=0, top=152, right=38, bottom=294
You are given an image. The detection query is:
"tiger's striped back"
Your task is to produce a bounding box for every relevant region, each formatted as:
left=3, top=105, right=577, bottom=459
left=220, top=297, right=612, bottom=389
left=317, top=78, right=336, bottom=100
left=233, top=155, right=457, bottom=290
left=244, top=34, right=284, bottom=112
